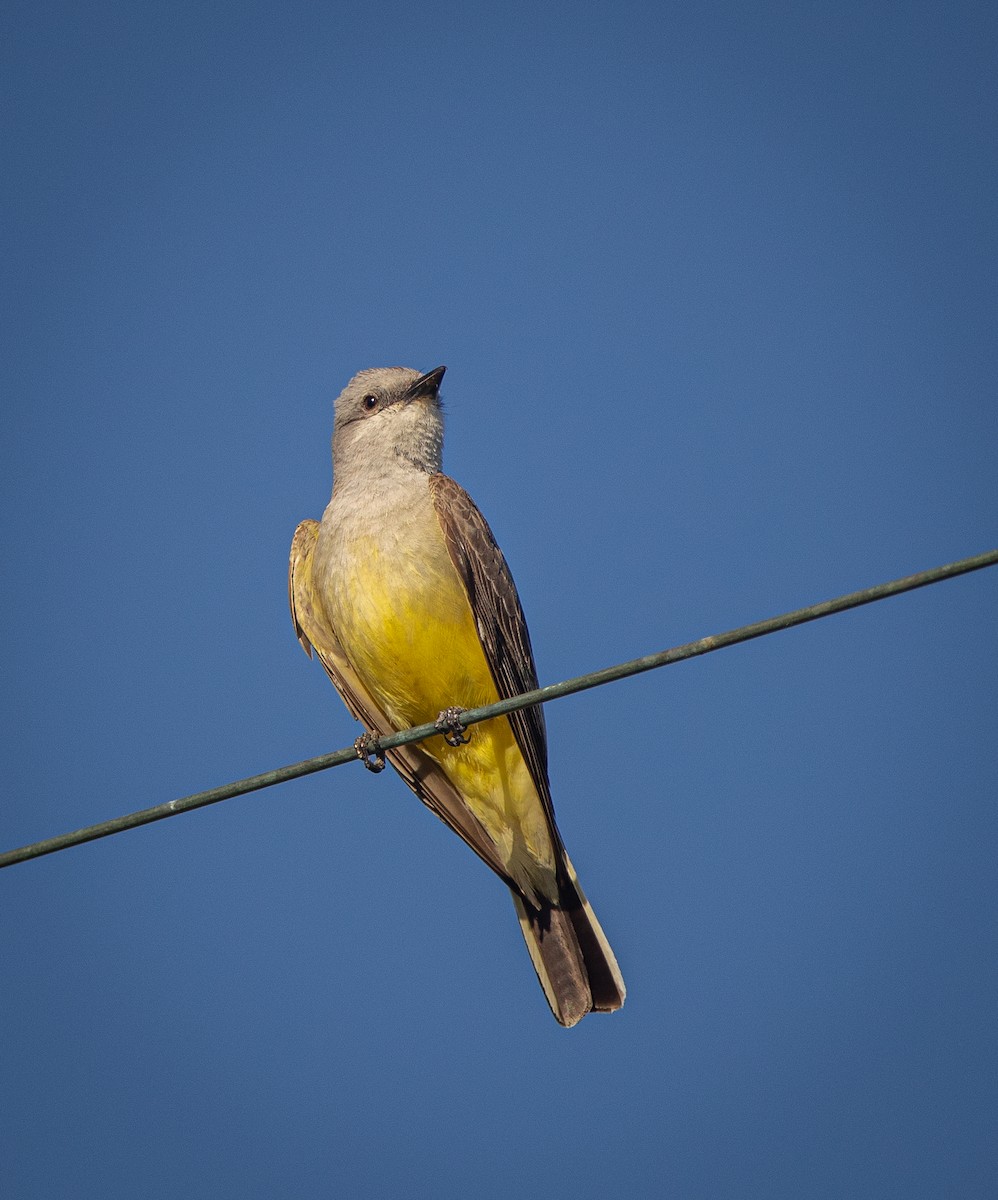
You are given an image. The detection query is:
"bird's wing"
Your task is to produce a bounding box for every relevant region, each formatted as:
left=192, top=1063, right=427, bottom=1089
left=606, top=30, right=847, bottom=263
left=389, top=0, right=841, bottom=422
left=428, top=474, right=560, bottom=843
left=289, top=519, right=511, bottom=881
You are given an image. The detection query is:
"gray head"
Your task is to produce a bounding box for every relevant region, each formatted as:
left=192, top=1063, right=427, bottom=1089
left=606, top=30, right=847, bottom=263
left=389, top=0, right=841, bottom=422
left=331, top=365, right=446, bottom=484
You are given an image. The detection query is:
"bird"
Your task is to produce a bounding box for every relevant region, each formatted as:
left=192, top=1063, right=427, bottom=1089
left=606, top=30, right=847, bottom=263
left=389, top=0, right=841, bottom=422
left=289, top=365, right=624, bottom=1025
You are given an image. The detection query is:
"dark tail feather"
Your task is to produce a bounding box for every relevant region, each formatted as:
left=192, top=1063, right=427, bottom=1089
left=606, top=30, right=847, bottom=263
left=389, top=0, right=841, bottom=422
left=512, top=855, right=625, bottom=1027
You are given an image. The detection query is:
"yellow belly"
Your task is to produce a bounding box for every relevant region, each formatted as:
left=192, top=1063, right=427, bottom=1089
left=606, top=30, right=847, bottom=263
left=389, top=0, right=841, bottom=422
left=325, top=524, right=556, bottom=882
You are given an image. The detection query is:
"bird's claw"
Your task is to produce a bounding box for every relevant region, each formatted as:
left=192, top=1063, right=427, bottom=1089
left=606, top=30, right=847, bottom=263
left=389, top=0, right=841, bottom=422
left=354, top=733, right=386, bottom=773
left=435, top=706, right=471, bottom=747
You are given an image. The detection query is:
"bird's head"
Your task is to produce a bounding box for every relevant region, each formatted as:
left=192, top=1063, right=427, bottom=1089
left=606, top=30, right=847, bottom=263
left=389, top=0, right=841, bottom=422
left=331, top=365, right=446, bottom=482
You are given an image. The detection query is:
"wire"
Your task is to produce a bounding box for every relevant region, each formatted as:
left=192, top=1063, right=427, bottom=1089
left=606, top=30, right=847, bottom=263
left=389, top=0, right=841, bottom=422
left=2, top=547, right=995, bottom=871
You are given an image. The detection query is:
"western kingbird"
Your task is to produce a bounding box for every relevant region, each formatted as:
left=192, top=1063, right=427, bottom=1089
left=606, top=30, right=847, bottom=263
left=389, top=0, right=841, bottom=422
left=289, top=365, right=624, bottom=1026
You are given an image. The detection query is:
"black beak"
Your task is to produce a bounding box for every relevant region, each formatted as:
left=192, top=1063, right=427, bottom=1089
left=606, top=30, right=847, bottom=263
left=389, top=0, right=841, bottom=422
left=404, top=365, right=446, bottom=402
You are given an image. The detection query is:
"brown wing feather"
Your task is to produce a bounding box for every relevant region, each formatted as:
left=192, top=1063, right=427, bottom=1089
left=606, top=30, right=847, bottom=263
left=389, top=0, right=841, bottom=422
left=289, top=519, right=511, bottom=882
left=428, top=474, right=563, bottom=851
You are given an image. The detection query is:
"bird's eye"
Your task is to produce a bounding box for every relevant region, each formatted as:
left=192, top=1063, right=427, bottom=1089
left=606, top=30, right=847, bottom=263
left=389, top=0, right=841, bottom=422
left=362, top=394, right=378, bottom=411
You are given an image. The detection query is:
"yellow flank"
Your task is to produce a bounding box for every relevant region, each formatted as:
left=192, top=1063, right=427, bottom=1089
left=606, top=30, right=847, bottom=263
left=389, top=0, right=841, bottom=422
left=322, top=519, right=557, bottom=894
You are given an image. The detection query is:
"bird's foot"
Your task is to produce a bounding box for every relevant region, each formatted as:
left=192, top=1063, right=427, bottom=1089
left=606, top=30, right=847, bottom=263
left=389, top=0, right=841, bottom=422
left=354, top=732, right=386, bottom=773
left=435, top=706, right=471, bottom=747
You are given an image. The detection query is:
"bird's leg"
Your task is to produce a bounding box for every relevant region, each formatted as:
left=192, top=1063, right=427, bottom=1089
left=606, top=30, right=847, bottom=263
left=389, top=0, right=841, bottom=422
left=435, top=706, right=471, bottom=747
left=354, top=732, right=386, bottom=773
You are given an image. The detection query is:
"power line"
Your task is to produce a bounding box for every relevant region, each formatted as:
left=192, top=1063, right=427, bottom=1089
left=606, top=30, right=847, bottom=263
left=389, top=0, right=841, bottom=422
left=2, top=547, right=995, bottom=871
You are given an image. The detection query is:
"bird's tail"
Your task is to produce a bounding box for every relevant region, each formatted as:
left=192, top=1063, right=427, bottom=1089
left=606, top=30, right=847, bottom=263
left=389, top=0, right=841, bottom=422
left=511, top=854, right=625, bottom=1027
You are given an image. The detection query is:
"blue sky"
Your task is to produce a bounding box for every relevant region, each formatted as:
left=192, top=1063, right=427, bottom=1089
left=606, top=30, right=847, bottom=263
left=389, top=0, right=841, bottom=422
left=2, top=2, right=996, bottom=1197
